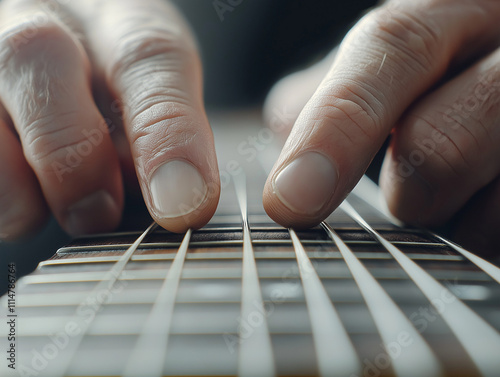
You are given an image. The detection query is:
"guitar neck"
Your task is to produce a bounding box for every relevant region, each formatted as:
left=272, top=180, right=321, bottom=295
left=2, top=115, right=500, bottom=377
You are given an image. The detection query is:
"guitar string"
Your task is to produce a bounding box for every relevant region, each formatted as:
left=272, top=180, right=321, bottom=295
left=321, top=222, right=442, bottom=377
left=233, top=172, right=276, bottom=377
left=257, top=152, right=378, bottom=376
left=32, top=235, right=455, bottom=268
left=47, top=222, right=157, bottom=377
left=430, top=233, right=500, bottom=285
left=257, top=153, right=365, bottom=376
left=13, top=155, right=500, bottom=375
left=19, top=241, right=464, bottom=290
left=256, top=155, right=500, bottom=375
left=122, top=229, right=192, bottom=377
left=341, top=200, right=500, bottom=377
left=289, top=229, right=361, bottom=376
left=348, top=183, right=500, bottom=286
left=6, top=119, right=500, bottom=374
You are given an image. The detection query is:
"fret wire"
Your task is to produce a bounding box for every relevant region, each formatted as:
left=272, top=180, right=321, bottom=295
left=122, top=229, right=192, bottom=377
left=38, top=248, right=463, bottom=270
left=341, top=200, right=500, bottom=377
left=56, top=240, right=245, bottom=253
left=289, top=229, right=360, bottom=376
left=430, top=233, right=500, bottom=285
left=67, top=225, right=242, bottom=238
left=69, top=230, right=147, bottom=239
left=233, top=173, right=276, bottom=377
left=82, top=225, right=242, bottom=239
left=40, top=256, right=121, bottom=266
left=159, top=226, right=243, bottom=232
left=321, top=222, right=442, bottom=377
left=55, top=239, right=450, bottom=255
left=20, top=252, right=466, bottom=286
left=47, top=222, right=157, bottom=377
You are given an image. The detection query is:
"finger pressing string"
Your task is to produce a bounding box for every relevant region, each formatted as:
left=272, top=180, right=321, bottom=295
left=263, top=0, right=500, bottom=228
left=66, top=0, right=221, bottom=232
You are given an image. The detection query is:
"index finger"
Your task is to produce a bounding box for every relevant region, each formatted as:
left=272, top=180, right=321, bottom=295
left=263, top=0, right=500, bottom=228
left=68, top=0, right=220, bottom=232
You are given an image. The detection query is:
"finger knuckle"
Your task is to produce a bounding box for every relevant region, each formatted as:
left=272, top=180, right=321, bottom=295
left=129, top=101, right=198, bottom=177
left=128, top=100, right=196, bottom=157
left=22, top=112, right=90, bottom=172
left=0, top=20, right=68, bottom=66
left=313, top=83, right=383, bottom=144
left=405, top=114, right=478, bottom=180
left=369, top=6, right=442, bottom=76
left=461, top=63, right=500, bottom=122
left=107, top=25, right=192, bottom=86
left=124, top=77, right=193, bottom=122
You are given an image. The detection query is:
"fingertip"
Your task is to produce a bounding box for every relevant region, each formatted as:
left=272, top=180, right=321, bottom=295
left=44, top=126, right=125, bottom=237
left=152, top=183, right=220, bottom=234
left=0, top=122, right=49, bottom=241
left=62, top=189, right=123, bottom=237
left=154, top=197, right=218, bottom=233
left=147, top=159, right=220, bottom=233
left=263, top=186, right=320, bottom=229
left=263, top=151, right=338, bottom=229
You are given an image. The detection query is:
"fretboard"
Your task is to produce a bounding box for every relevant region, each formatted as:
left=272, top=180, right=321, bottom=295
left=2, top=116, right=500, bottom=377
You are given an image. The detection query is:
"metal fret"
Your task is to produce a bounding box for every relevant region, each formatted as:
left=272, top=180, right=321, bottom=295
left=289, top=229, right=360, bottom=376
left=322, top=222, right=442, bottom=377
left=38, top=247, right=465, bottom=270
left=55, top=239, right=450, bottom=255
left=341, top=201, right=500, bottom=377
left=56, top=240, right=243, bottom=253
left=234, top=174, right=276, bottom=377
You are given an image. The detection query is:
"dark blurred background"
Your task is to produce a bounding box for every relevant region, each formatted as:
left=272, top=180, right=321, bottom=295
left=0, top=0, right=379, bottom=293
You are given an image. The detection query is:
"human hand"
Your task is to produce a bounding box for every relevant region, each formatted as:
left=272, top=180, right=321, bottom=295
left=0, top=0, right=220, bottom=240
left=263, top=0, right=500, bottom=253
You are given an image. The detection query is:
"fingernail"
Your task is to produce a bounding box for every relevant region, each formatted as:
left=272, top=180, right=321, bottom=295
left=273, top=152, right=337, bottom=215
left=150, top=160, right=207, bottom=218
left=66, top=190, right=119, bottom=236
